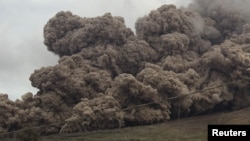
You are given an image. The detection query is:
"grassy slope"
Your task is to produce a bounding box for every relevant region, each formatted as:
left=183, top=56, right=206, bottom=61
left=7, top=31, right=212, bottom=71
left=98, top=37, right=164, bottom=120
left=42, top=107, right=250, bottom=141
left=3, top=107, right=250, bottom=141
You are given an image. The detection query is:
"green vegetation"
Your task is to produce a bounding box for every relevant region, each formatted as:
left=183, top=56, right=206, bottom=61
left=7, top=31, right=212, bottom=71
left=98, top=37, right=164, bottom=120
left=41, top=124, right=207, bottom=141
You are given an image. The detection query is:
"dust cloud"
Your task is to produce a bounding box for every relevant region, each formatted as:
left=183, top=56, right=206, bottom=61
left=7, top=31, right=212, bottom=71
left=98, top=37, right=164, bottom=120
left=1, top=0, right=250, bottom=135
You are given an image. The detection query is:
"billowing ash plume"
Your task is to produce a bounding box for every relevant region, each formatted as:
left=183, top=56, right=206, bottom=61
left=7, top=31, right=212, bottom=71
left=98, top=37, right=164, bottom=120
left=1, top=0, right=250, bottom=135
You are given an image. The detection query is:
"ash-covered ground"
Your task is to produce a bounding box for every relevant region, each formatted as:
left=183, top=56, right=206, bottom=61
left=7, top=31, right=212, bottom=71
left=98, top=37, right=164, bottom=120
left=1, top=0, right=250, bottom=135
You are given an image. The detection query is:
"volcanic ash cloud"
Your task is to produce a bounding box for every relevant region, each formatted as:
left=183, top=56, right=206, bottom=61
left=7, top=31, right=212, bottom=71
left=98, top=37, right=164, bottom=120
left=1, top=0, right=250, bottom=135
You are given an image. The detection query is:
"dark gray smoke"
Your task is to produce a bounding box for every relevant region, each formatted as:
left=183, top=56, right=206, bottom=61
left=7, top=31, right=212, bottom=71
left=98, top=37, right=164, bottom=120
left=188, top=0, right=250, bottom=39
left=1, top=0, right=250, bottom=135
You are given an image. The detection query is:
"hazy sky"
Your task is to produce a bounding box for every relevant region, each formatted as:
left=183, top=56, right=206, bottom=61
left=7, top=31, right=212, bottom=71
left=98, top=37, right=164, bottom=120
left=0, top=0, right=192, bottom=100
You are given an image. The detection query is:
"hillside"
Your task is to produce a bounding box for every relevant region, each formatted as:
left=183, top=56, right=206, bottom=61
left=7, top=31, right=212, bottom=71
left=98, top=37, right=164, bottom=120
left=37, top=107, right=250, bottom=141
